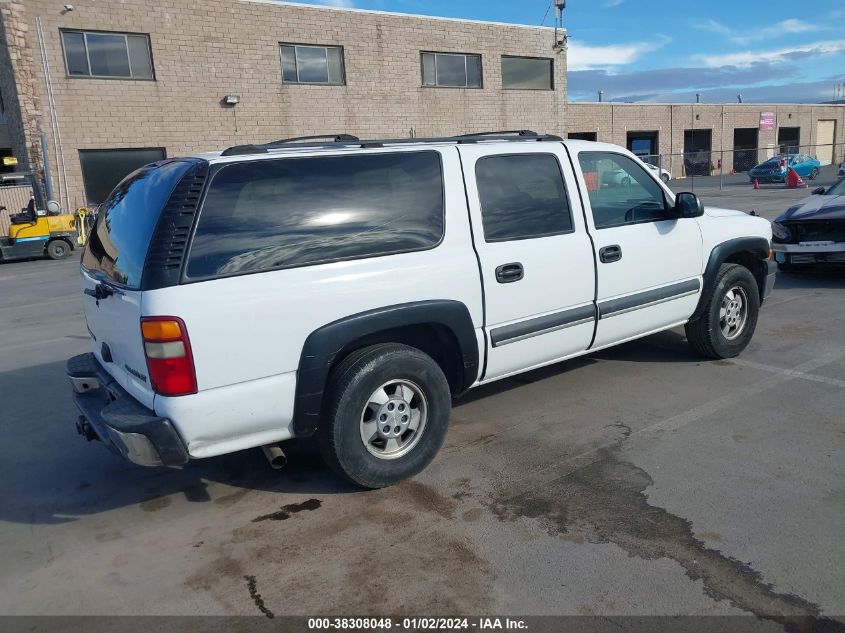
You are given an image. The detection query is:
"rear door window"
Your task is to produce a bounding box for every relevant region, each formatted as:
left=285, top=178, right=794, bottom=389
left=82, top=160, right=193, bottom=288
left=185, top=151, right=444, bottom=279
left=475, top=154, right=573, bottom=242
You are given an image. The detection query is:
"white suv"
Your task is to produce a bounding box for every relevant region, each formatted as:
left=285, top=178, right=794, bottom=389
left=67, top=131, right=776, bottom=488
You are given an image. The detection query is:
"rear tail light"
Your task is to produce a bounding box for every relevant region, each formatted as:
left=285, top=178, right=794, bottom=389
left=141, top=317, right=197, bottom=397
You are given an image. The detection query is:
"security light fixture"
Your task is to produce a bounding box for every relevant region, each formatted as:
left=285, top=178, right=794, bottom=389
left=223, top=94, right=240, bottom=106
left=63, top=4, right=74, bottom=11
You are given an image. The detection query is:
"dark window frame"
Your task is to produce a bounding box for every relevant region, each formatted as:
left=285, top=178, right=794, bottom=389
left=475, top=152, right=576, bottom=244
left=578, top=150, right=673, bottom=230
left=59, top=28, right=155, bottom=80
left=279, top=43, right=346, bottom=86
left=420, top=51, right=484, bottom=89
left=500, top=55, right=554, bottom=91
left=79, top=147, right=167, bottom=205
left=181, top=151, right=447, bottom=283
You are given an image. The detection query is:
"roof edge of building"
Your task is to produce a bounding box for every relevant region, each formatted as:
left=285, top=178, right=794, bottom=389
left=239, top=0, right=561, bottom=32
left=568, top=101, right=845, bottom=107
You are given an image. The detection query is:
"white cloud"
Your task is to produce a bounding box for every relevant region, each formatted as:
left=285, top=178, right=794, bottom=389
left=568, top=37, right=670, bottom=71
left=696, top=39, right=845, bottom=67
left=603, top=0, right=625, bottom=7
left=695, top=18, right=732, bottom=36
left=693, top=18, right=828, bottom=44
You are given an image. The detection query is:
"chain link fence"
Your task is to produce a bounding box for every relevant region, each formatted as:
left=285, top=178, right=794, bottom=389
left=637, top=142, right=845, bottom=190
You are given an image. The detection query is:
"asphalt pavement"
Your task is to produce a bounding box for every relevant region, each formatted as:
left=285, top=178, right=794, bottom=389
left=0, top=208, right=843, bottom=628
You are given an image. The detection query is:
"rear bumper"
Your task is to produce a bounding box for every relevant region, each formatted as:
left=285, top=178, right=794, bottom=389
left=66, top=353, right=189, bottom=467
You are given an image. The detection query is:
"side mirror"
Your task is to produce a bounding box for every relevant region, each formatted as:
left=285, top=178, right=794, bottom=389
left=673, top=192, right=704, bottom=218
left=812, top=187, right=825, bottom=195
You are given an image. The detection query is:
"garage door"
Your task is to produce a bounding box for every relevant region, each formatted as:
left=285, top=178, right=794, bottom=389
left=815, top=120, right=836, bottom=166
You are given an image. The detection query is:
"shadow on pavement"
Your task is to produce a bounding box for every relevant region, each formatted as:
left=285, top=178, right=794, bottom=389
left=0, top=322, right=736, bottom=526
left=774, top=268, right=845, bottom=290
left=0, top=359, right=361, bottom=526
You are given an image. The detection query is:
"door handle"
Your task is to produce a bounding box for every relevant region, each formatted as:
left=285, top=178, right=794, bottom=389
left=599, top=245, right=622, bottom=264
left=495, top=263, right=524, bottom=284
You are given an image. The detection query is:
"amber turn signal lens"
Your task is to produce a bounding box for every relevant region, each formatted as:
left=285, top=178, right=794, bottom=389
left=142, top=320, right=182, bottom=341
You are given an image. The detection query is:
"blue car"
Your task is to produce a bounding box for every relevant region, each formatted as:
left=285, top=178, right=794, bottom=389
left=749, top=154, right=821, bottom=183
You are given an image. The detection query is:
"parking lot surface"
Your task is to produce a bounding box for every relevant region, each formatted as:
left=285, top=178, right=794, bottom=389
left=1, top=185, right=843, bottom=625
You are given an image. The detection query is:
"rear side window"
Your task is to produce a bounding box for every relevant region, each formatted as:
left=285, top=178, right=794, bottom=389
left=82, top=160, right=193, bottom=288
left=475, top=154, right=573, bottom=242
left=185, top=152, right=444, bottom=279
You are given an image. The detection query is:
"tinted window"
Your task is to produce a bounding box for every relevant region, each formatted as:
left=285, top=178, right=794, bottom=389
left=280, top=44, right=345, bottom=85
left=62, top=31, right=89, bottom=75
left=578, top=152, right=668, bottom=229
left=475, top=154, right=573, bottom=242
left=82, top=161, right=193, bottom=288
left=79, top=148, right=167, bottom=205
left=501, top=56, right=553, bottom=90
left=421, top=52, right=482, bottom=88
left=61, top=30, right=153, bottom=79
left=186, top=152, right=445, bottom=279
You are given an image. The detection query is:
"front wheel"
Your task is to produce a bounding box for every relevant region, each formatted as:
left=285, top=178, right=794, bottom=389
left=685, top=264, right=760, bottom=359
left=319, top=343, right=452, bottom=489
left=47, top=239, right=70, bottom=260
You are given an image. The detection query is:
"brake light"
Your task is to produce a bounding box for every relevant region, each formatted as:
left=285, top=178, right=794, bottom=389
left=141, top=316, right=197, bottom=397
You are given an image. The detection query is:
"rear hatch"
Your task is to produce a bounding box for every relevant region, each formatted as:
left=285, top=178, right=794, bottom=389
left=80, top=160, right=196, bottom=409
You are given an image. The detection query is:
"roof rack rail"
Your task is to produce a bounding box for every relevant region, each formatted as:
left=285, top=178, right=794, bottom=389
left=269, top=134, right=361, bottom=145
left=221, top=134, right=360, bottom=157
left=220, top=131, right=562, bottom=156
left=454, top=129, right=541, bottom=138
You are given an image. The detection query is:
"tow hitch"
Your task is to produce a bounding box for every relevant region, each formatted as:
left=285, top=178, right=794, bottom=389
left=76, top=416, right=99, bottom=442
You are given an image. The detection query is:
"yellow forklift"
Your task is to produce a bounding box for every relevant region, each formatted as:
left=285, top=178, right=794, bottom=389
left=0, top=195, right=78, bottom=262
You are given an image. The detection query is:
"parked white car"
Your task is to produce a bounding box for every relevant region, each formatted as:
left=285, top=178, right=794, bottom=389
left=642, top=159, right=673, bottom=183
left=68, top=132, right=775, bottom=488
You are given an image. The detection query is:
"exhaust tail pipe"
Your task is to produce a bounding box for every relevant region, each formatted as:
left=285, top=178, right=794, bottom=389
left=261, top=444, right=287, bottom=470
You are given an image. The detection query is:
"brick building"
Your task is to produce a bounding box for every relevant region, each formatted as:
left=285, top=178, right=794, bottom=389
left=568, top=103, right=845, bottom=178
left=0, top=0, right=843, bottom=209
left=0, top=0, right=567, bottom=208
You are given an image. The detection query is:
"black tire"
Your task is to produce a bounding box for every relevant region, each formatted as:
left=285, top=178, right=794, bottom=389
left=47, top=239, right=70, bottom=260
left=661, top=174, right=670, bottom=184
left=621, top=176, right=632, bottom=187
left=685, top=264, right=760, bottom=359
left=318, top=343, right=451, bottom=489
left=809, top=168, right=819, bottom=180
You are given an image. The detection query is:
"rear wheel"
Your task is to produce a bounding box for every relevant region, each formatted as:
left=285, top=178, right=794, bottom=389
left=47, top=239, right=70, bottom=260
left=661, top=174, right=670, bottom=184
left=809, top=168, right=819, bottom=180
left=685, top=264, right=760, bottom=359
left=319, top=343, right=452, bottom=489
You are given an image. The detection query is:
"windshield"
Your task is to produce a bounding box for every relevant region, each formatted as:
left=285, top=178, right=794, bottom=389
left=826, top=179, right=845, bottom=196
left=81, top=160, right=193, bottom=289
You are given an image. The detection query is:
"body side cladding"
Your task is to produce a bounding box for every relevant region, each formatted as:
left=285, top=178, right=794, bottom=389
left=293, top=300, right=479, bottom=437
left=692, top=236, right=771, bottom=321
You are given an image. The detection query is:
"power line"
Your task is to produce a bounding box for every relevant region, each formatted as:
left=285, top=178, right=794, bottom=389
left=540, top=0, right=553, bottom=26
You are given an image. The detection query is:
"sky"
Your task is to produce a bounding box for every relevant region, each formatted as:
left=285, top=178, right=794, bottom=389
left=282, top=0, right=845, bottom=104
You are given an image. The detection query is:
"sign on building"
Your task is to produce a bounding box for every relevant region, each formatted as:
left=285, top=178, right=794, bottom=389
left=759, top=112, right=775, bottom=131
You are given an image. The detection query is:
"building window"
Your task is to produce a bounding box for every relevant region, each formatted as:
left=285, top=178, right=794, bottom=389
left=280, top=44, right=345, bottom=85
left=79, top=148, right=166, bottom=205
left=61, top=30, right=153, bottom=79
left=501, top=56, right=553, bottom=90
left=421, top=52, right=482, bottom=88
